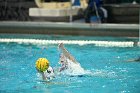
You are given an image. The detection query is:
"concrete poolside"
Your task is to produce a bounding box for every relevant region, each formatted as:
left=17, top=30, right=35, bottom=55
left=0, top=21, right=139, bottom=37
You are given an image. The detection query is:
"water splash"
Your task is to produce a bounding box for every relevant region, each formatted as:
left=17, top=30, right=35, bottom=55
left=60, top=59, right=90, bottom=76
left=59, top=58, right=118, bottom=78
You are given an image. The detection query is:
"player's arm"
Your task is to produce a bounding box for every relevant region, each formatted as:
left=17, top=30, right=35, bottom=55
left=58, top=43, right=77, bottom=64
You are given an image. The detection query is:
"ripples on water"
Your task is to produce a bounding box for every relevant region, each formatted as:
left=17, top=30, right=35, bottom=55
left=0, top=38, right=139, bottom=93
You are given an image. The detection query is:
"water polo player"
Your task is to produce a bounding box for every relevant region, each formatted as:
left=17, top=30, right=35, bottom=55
left=35, top=58, right=55, bottom=80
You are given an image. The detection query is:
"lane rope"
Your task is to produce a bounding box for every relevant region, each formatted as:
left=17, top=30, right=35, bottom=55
left=0, top=38, right=139, bottom=47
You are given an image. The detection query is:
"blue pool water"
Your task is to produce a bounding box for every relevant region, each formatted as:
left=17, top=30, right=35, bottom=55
left=0, top=34, right=140, bottom=93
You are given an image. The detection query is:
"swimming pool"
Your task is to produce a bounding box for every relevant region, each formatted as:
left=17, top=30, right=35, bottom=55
left=0, top=34, right=140, bottom=93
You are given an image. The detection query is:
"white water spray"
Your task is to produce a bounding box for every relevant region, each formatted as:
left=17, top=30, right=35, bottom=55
left=61, top=59, right=85, bottom=76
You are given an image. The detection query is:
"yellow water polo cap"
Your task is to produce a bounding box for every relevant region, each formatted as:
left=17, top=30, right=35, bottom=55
left=35, top=58, right=49, bottom=72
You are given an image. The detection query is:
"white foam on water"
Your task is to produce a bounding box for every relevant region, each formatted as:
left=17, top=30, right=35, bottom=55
left=60, top=59, right=118, bottom=78
left=59, top=59, right=117, bottom=78
left=89, top=69, right=118, bottom=78
left=60, top=59, right=91, bottom=76
left=137, top=42, right=140, bottom=46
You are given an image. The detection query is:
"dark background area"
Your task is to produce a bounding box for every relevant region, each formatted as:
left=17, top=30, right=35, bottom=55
left=0, top=0, right=140, bottom=23
left=104, top=0, right=140, bottom=3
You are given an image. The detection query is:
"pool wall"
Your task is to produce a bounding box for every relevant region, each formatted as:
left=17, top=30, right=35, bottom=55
left=0, top=21, right=139, bottom=37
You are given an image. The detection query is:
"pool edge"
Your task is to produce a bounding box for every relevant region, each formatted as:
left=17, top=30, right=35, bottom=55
left=0, top=21, right=139, bottom=37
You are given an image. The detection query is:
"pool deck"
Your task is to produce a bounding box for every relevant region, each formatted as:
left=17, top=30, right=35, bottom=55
left=0, top=21, right=139, bottom=37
